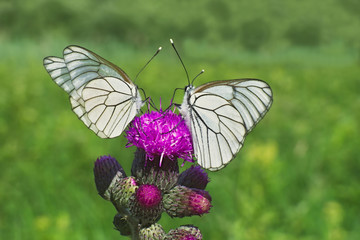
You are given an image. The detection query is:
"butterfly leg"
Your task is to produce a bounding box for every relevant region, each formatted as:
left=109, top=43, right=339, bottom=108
left=159, top=117, right=185, bottom=135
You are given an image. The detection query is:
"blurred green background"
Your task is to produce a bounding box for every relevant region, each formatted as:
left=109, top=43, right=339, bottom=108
left=1, top=0, right=359, bottom=239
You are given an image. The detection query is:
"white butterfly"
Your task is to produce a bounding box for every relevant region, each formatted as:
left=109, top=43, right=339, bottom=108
left=43, top=45, right=143, bottom=138
left=178, top=79, right=273, bottom=171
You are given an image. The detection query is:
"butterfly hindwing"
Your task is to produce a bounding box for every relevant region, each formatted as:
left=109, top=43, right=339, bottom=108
left=185, top=79, right=272, bottom=171
left=44, top=45, right=142, bottom=138
left=82, top=77, right=139, bottom=138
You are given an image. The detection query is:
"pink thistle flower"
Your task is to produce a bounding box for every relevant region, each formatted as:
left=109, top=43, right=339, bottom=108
left=126, top=110, right=193, bottom=164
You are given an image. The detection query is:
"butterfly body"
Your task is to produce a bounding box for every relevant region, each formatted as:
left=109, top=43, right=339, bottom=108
left=178, top=85, right=195, bottom=126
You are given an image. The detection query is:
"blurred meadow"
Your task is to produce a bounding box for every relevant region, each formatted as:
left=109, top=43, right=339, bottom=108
left=1, top=0, right=360, bottom=239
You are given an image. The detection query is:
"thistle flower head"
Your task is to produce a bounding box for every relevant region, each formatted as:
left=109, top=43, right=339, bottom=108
left=126, top=110, right=193, bottom=163
left=94, top=109, right=211, bottom=238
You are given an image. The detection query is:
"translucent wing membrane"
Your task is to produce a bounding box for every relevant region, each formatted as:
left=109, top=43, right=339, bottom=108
left=44, top=45, right=142, bottom=138
left=43, top=57, right=79, bottom=98
left=186, top=79, right=272, bottom=171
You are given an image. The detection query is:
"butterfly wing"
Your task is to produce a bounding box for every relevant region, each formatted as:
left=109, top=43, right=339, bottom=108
left=184, top=79, right=272, bottom=171
left=43, top=46, right=142, bottom=138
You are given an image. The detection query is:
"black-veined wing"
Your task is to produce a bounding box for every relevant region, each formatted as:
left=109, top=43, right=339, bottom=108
left=43, top=46, right=143, bottom=138
left=183, top=79, right=273, bottom=171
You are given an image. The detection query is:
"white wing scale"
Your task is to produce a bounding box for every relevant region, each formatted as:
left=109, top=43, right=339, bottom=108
left=44, top=46, right=142, bottom=138
left=182, top=79, right=272, bottom=171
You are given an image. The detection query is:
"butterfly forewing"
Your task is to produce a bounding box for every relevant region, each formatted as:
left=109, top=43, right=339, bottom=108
left=62, top=46, right=132, bottom=100
left=44, top=45, right=142, bottom=138
left=43, top=57, right=78, bottom=96
left=186, top=79, right=272, bottom=171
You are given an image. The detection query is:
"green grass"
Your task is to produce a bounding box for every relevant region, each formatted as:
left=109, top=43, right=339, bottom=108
left=0, top=39, right=359, bottom=240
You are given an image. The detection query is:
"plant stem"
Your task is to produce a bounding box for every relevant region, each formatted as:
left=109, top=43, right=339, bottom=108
left=111, top=198, right=140, bottom=239
left=127, top=215, right=140, bottom=240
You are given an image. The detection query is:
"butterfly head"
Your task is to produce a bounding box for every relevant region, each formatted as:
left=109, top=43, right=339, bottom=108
left=134, top=86, right=145, bottom=110
left=184, top=85, right=195, bottom=95
left=177, top=85, right=195, bottom=125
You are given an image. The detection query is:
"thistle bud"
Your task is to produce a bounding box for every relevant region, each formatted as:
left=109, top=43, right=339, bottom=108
left=136, top=184, right=162, bottom=208
left=178, top=166, right=209, bottom=190
left=94, top=155, right=126, bottom=200
left=129, top=184, right=164, bottom=227
left=165, top=225, right=202, bottom=240
left=163, top=186, right=211, bottom=218
left=112, top=177, right=138, bottom=208
left=139, top=223, right=166, bottom=240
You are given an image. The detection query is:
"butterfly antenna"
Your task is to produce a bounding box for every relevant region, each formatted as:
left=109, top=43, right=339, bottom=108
left=191, top=69, right=205, bottom=85
left=170, top=39, right=190, bottom=85
left=134, top=46, right=162, bottom=83
left=147, top=97, right=151, bottom=112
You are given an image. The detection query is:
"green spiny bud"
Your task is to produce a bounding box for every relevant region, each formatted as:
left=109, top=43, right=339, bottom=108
left=112, top=177, right=138, bottom=208
left=139, top=223, right=166, bottom=240
left=165, top=225, right=202, bottom=240
left=163, top=186, right=211, bottom=218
